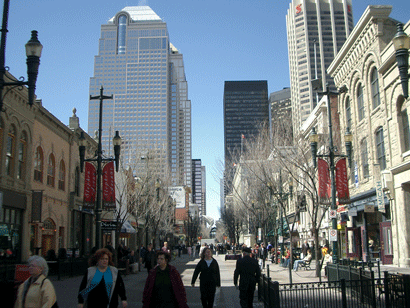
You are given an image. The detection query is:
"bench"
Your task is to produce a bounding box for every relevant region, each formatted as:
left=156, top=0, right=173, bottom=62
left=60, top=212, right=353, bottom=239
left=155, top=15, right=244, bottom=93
left=299, top=259, right=312, bottom=270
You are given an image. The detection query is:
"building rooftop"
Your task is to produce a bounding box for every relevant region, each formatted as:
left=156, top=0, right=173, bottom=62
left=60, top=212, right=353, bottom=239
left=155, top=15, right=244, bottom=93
left=108, top=6, right=162, bottom=23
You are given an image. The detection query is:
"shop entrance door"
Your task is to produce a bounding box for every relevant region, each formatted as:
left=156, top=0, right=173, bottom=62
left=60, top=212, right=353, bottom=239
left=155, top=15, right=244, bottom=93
left=345, top=227, right=361, bottom=259
left=379, top=221, right=393, bottom=264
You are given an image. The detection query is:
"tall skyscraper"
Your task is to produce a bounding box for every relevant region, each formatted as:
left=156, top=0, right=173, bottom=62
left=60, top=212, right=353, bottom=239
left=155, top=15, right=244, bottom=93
left=223, top=80, right=269, bottom=193
left=286, top=0, right=353, bottom=132
left=88, top=6, right=191, bottom=186
left=269, top=87, right=293, bottom=145
left=191, top=159, right=206, bottom=221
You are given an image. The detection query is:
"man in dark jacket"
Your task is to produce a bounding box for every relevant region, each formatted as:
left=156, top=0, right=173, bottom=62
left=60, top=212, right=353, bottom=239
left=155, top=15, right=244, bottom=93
left=144, top=244, right=156, bottom=273
left=234, top=247, right=261, bottom=307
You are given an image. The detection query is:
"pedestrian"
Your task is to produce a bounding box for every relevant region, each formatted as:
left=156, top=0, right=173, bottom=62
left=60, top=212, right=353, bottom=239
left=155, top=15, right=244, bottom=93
left=126, top=250, right=138, bottom=274
left=191, top=247, right=221, bottom=308
left=281, top=247, right=291, bottom=268
left=14, top=255, right=57, bottom=308
left=233, top=247, right=261, bottom=308
left=301, top=240, right=309, bottom=259
left=293, top=249, right=312, bottom=271
left=78, top=248, right=127, bottom=308
left=162, top=241, right=170, bottom=253
left=142, top=251, right=188, bottom=308
left=144, top=243, right=157, bottom=273
left=259, top=243, right=267, bottom=269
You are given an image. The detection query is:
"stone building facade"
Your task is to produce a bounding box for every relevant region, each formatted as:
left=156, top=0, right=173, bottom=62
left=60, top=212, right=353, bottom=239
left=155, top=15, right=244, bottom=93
left=328, top=5, right=410, bottom=266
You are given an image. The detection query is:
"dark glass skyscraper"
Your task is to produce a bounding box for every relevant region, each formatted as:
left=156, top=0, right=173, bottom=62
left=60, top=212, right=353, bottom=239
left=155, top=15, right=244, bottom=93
left=88, top=6, right=191, bottom=186
left=223, top=80, right=269, bottom=193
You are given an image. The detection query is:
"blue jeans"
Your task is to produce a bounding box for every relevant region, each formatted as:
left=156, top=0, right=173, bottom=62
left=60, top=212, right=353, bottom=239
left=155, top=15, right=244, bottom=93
left=293, top=260, right=305, bottom=271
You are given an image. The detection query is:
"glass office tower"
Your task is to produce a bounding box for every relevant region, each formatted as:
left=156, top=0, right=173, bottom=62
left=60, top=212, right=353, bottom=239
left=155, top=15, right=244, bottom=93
left=286, top=0, right=353, bottom=132
left=88, top=6, right=191, bottom=186
left=223, top=80, right=269, bottom=194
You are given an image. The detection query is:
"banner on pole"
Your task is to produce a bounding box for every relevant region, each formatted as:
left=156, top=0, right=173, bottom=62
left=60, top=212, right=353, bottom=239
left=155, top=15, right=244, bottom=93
left=318, top=158, right=331, bottom=205
left=103, top=161, right=116, bottom=209
left=83, top=162, right=96, bottom=209
left=336, top=158, right=350, bottom=204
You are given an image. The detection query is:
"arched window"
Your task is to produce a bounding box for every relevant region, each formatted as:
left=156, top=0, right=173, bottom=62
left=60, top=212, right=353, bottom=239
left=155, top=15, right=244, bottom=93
left=357, top=83, right=365, bottom=121
left=5, top=125, right=16, bottom=176
left=370, top=68, right=381, bottom=109
left=58, top=160, right=65, bottom=191
left=345, top=96, right=352, bottom=129
left=47, top=154, right=56, bottom=187
left=375, top=127, right=386, bottom=170
left=17, top=131, right=27, bottom=180
left=360, top=138, right=369, bottom=178
left=43, top=218, right=56, bottom=231
left=34, top=147, right=44, bottom=182
left=399, top=102, right=410, bottom=152
left=75, top=166, right=80, bottom=196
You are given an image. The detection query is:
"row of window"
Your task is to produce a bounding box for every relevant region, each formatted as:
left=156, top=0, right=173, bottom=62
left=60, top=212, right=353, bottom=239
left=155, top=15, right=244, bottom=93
left=34, top=147, right=66, bottom=191
left=0, top=123, right=27, bottom=179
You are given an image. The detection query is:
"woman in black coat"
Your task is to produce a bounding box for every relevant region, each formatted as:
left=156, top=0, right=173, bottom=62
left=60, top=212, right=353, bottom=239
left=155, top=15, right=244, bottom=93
left=191, top=247, right=221, bottom=308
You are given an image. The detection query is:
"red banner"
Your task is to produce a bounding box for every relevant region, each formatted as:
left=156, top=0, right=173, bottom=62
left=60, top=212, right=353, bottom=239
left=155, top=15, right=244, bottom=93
left=83, top=162, right=96, bottom=209
left=103, top=161, right=116, bottom=209
left=318, top=158, right=331, bottom=205
left=336, top=158, right=350, bottom=204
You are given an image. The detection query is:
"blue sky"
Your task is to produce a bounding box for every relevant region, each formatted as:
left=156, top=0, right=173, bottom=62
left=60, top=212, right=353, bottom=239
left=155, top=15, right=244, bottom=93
left=3, top=0, right=409, bottom=220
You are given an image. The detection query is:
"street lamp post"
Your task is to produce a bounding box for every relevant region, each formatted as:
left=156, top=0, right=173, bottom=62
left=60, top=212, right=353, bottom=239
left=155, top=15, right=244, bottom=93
left=79, top=86, right=121, bottom=250
left=309, top=84, right=352, bottom=264
left=392, top=23, right=410, bottom=98
left=0, top=0, right=43, bottom=112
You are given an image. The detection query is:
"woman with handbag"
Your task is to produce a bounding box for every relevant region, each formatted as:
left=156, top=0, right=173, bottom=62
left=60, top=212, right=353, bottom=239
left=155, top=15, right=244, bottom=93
left=14, top=255, right=58, bottom=308
left=78, top=248, right=127, bottom=308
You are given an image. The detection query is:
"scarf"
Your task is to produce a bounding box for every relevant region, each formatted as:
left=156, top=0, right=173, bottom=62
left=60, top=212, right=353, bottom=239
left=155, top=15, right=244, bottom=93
left=22, top=276, right=39, bottom=307
left=79, top=268, right=113, bottom=301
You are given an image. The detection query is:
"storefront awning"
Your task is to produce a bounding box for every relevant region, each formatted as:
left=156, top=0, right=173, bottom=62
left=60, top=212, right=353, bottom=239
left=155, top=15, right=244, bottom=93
left=120, top=221, right=136, bottom=234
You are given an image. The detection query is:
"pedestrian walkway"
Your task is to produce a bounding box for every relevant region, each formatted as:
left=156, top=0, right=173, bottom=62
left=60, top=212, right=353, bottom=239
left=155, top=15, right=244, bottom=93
left=51, top=254, right=410, bottom=307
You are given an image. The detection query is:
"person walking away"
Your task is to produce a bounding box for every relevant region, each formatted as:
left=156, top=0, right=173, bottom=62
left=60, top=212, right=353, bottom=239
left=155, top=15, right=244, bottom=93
left=301, top=241, right=309, bottom=259
left=14, top=255, right=57, bottom=308
left=142, top=251, right=188, bottom=308
left=78, top=248, right=127, bottom=308
left=293, top=249, right=312, bottom=271
left=144, top=244, right=157, bottom=273
left=191, top=248, right=221, bottom=308
left=259, top=243, right=267, bottom=269
left=234, top=247, right=261, bottom=308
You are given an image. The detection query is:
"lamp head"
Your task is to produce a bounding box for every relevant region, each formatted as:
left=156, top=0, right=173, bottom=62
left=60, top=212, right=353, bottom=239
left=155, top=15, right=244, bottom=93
left=309, top=127, right=318, bottom=168
left=113, top=131, right=121, bottom=172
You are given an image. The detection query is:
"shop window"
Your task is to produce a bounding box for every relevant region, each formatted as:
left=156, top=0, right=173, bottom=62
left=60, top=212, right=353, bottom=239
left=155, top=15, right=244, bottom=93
left=58, top=160, right=65, bottom=191
left=5, top=124, right=16, bottom=176
left=34, top=147, right=44, bottom=182
left=375, top=127, right=386, bottom=170
left=370, top=67, right=380, bottom=109
left=17, top=131, right=27, bottom=180
left=47, top=154, right=55, bottom=187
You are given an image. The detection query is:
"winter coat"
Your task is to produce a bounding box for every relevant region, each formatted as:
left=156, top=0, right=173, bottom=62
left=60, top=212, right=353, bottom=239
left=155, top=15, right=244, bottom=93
left=14, top=274, right=57, bottom=308
left=191, top=258, right=221, bottom=288
left=142, top=264, right=188, bottom=308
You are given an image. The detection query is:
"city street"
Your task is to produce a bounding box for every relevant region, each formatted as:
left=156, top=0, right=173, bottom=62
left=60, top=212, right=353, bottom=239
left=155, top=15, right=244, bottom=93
left=52, top=254, right=264, bottom=308
left=50, top=253, right=410, bottom=307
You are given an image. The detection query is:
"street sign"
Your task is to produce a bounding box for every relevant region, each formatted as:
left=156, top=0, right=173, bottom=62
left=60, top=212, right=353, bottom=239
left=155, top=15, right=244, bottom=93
left=376, top=181, right=385, bottom=213
left=329, top=229, right=337, bottom=242
left=329, top=209, right=337, bottom=218
left=101, top=220, right=117, bottom=231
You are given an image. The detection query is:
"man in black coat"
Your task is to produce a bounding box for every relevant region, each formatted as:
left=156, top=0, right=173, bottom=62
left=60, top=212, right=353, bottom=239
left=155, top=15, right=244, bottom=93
left=234, top=247, right=261, bottom=307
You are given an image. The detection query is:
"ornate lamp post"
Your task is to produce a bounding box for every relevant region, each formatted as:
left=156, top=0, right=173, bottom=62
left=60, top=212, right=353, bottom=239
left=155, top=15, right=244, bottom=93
left=392, top=23, right=410, bottom=98
left=0, top=0, right=43, bottom=112
left=309, top=85, right=352, bottom=263
left=78, top=86, right=121, bottom=249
